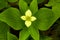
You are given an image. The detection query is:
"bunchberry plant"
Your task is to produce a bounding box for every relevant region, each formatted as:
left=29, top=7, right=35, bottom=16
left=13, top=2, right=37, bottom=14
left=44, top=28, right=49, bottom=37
left=0, top=0, right=60, bottom=40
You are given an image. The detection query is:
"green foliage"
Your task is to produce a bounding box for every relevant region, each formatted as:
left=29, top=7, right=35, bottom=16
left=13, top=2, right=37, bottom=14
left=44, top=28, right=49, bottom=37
left=8, top=32, right=18, bottom=40
left=19, top=28, right=30, bottom=40
left=25, top=0, right=45, bottom=4
left=0, top=21, right=9, bottom=40
left=45, top=0, right=60, bottom=6
left=52, top=3, right=60, bottom=17
left=0, top=7, right=24, bottom=30
left=45, top=0, right=60, bottom=17
left=28, top=27, right=39, bottom=40
left=30, top=0, right=38, bottom=14
left=0, top=0, right=60, bottom=40
left=8, top=0, right=18, bottom=2
left=19, top=0, right=28, bottom=14
left=40, top=36, right=52, bottom=40
left=24, top=0, right=32, bottom=4
left=0, top=0, right=8, bottom=10
left=34, top=8, right=59, bottom=30
left=0, top=21, right=18, bottom=40
left=37, top=0, right=44, bottom=4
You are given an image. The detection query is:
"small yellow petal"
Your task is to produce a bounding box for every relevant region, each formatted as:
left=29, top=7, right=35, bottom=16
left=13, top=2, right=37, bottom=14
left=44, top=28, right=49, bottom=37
left=25, top=9, right=32, bottom=16
left=25, top=21, right=31, bottom=27
left=31, top=16, right=36, bottom=21
left=21, top=16, right=26, bottom=20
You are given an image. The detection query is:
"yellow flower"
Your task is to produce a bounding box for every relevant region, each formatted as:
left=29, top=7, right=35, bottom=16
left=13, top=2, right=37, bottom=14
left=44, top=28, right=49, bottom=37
left=21, top=9, right=37, bottom=27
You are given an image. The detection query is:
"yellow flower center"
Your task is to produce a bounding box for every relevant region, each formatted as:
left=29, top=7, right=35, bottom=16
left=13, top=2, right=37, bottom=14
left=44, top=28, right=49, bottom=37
left=26, top=16, right=31, bottom=21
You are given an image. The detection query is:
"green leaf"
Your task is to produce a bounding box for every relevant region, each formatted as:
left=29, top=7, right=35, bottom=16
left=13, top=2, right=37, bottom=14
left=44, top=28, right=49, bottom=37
left=55, top=0, right=60, bottom=2
left=53, top=0, right=60, bottom=2
left=37, top=0, right=45, bottom=4
left=0, top=21, right=9, bottom=40
left=45, top=0, right=55, bottom=6
left=30, top=0, right=38, bottom=14
left=41, top=36, right=52, bottom=40
left=8, top=0, right=18, bottom=2
left=52, top=3, right=60, bottom=17
left=0, top=7, right=25, bottom=30
left=34, top=8, right=59, bottom=31
left=19, top=27, right=30, bottom=40
left=24, top=0, right=44, bottom=4
left=19, top=0, right=28, bottom=14
left=28, top=26, right=39, bottom=40
left=0, top=21, right=18, bottom=40
left=45, top=0, right=60, bottom=6
left=0, top=0, right=8, bottom=10
left=7, top=32, right=18, bottom=40
left=24, top=0, right=32, bottom=4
